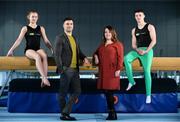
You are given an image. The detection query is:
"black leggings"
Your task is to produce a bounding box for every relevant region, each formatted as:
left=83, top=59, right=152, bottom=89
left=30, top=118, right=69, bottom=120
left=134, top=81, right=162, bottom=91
left=104, top=90, right=115, bottom=110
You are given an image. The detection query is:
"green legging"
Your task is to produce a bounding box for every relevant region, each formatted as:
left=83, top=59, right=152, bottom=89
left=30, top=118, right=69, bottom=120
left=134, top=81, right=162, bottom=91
left=124, top=47, right=153, bottom=96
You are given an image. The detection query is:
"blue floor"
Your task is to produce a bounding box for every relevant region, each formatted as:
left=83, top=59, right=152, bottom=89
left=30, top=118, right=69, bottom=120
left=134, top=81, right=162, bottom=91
left=0, top=107, right=180, bottom=122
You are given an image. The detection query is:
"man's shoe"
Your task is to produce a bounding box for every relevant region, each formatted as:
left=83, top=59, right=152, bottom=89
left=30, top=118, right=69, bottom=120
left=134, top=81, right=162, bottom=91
left=60, top=114, right=76, bottom=121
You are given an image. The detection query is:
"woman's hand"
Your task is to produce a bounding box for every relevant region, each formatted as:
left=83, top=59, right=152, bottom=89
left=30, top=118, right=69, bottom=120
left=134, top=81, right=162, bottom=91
left=83, top=58, right=91, bottom=66
left=94, top=54, right=99, bottom=64
left=7, top=50, right=14, bottom=56
left=50, top=48, right=54, bottom=55
left=115, top=70, right=120, bottom=77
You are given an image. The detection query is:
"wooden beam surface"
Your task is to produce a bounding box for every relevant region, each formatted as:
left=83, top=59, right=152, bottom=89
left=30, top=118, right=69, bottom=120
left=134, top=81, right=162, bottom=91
left=0, top=57, right=180, bottom=71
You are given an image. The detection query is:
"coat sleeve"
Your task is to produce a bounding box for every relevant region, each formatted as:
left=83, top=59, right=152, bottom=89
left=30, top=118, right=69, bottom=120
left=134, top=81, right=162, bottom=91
left=54, top=35, right=63, bottom=73
left=116, top=42, right=124, bottom=70
left=78, top=45, right=86, bottom=61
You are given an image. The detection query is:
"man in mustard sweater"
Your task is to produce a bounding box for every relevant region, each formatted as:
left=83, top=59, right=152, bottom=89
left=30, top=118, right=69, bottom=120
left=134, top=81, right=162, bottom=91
left=54, top=17, right=89, bottom=121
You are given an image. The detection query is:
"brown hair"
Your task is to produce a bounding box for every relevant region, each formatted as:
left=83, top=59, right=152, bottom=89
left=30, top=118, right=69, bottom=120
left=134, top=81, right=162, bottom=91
left=102, top=25, right=119, bottom=43
left=26, top=10, right=39, bottom=20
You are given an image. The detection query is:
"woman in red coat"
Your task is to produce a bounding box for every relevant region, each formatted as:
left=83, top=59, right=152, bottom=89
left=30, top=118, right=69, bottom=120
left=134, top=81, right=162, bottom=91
left=94, top=25, right=124, bottom=120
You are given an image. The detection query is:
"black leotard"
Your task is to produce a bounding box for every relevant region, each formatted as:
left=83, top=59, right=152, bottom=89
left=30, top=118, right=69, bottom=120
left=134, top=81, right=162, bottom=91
left=24, top=25, right=41, bottom=53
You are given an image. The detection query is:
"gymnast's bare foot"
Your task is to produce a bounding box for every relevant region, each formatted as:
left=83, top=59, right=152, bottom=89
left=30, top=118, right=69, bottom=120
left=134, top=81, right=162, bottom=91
left=41, top=77, right=50, bottom=87
left=126, top=82, right=136, bottom=91
left=41, top=80, right=45, bottom=88
left=146, top=96, right=151, bottom=104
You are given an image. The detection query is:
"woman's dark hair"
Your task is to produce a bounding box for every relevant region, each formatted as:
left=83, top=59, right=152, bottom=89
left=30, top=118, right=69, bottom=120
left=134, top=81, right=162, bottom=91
left=102, top=25, right=119, bottom=43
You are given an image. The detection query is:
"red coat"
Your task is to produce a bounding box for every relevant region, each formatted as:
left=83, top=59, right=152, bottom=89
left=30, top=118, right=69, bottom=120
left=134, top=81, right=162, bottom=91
left=94, top=42, right=124, bottom=90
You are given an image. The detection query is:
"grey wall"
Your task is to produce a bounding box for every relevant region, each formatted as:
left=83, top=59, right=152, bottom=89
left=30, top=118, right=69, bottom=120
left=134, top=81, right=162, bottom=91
left=0, top=0, right=180, bottom=57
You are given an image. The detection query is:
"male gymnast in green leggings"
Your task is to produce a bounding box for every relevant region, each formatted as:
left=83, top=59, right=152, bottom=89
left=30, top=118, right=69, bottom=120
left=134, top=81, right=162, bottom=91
left=124, top=9, right=156, bottom=103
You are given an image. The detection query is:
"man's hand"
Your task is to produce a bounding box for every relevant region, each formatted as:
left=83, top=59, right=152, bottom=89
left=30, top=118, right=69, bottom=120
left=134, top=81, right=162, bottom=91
left=136, top=49, right=147, bottom=55
left=83, top=58, right=91, bottom=66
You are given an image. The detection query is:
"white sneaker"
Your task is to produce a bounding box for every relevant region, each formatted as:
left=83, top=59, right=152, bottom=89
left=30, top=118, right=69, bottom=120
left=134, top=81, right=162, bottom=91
left=126, top=82, right=136, bottom=91
left=146, top=96, right=151, bottom=104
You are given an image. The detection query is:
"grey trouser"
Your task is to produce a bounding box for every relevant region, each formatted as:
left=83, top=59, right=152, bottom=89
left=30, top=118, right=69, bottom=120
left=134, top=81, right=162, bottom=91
left=58, top=67, right=81, bottom=115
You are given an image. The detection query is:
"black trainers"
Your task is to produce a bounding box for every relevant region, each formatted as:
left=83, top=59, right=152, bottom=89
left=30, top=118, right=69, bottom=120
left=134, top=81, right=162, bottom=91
left=60, top=113, right=76, bottom=121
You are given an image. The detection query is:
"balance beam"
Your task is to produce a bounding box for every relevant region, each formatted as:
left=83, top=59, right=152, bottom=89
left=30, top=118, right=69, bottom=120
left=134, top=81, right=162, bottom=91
left=0, top=56, right=180, bottom=71
left=0, top=56, right=179, bottom=97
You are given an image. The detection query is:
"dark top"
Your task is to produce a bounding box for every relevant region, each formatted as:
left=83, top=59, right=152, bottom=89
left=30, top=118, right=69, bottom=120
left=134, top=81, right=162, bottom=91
left=24, top=25, right=41, bottom=53
left=54, top=33, right=86, bottom=73
left=135, top=23, right=151, bottom=47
